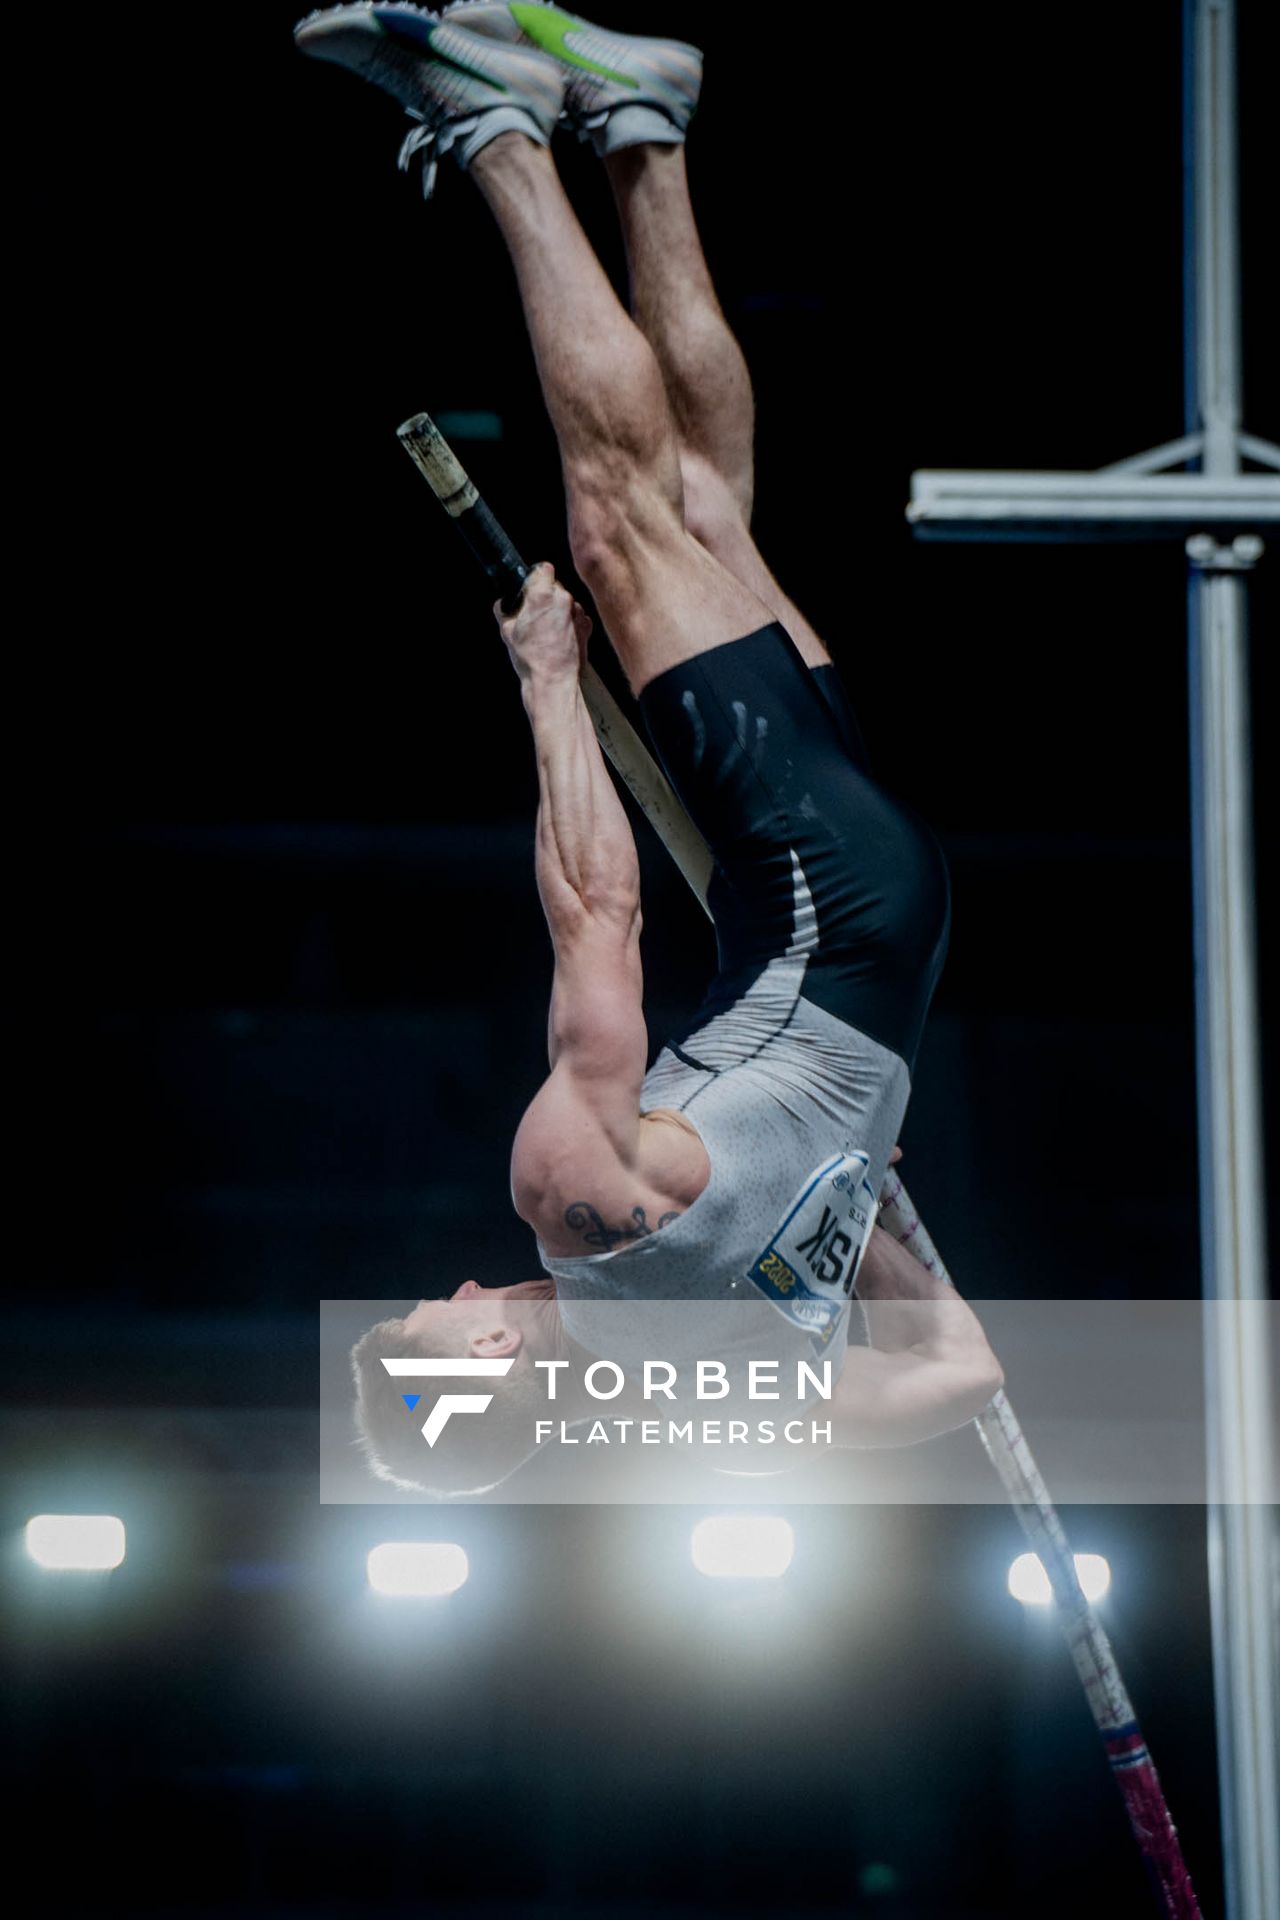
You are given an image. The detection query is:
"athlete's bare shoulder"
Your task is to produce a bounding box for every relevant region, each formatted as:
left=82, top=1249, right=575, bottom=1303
left=526, top=1108, right=710, bottom=1260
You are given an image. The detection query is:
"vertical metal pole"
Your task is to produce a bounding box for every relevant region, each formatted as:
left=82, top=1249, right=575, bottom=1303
left=1184, top=9, right=1278, bottom=1920
left=1188, top=0, right=1241, bottom=474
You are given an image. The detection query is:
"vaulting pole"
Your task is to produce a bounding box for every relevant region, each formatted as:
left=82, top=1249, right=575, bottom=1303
left=877, top=1177, right=1202, bottom=1918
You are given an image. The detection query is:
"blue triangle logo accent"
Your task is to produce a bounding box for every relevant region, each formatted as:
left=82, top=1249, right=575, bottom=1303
left=401, top=1393, right=421, bottom=1412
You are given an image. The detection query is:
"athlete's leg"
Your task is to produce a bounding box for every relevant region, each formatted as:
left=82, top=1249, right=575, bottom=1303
left=295, top=6, right=772, bottom=695
left=432, top=4, right=825, bottom=663
left=604, top=144, right=754, bottom=520
left=604, top=142, right=833, bottom=671
left=468, top=135, right=774, bottom=694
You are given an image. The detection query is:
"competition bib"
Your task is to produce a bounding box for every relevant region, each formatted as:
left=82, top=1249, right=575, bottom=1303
left=744, top=1151, right=877, bottom=1351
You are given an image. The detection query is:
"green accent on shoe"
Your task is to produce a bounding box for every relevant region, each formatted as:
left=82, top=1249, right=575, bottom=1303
left=508, top=3, right=638, bottom=90
left=420, top=34, right=511, bottom=92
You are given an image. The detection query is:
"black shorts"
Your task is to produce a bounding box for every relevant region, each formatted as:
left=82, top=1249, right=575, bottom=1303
left=638, top=623, right=950, bottom=1072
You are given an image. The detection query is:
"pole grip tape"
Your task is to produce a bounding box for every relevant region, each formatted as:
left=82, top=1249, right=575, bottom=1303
left=397, top=412, right=528, bottom=608
left=396, top=409, right=715, bottom=898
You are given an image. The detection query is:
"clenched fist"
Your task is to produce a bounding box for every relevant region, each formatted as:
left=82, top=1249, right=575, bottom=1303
left=495, top=562, right=593, bottom=684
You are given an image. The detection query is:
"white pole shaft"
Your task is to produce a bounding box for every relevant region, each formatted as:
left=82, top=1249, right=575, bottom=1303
left=876, top=1177, right=1203, bottom=1917
left=579, top=664, right=715, bottom=908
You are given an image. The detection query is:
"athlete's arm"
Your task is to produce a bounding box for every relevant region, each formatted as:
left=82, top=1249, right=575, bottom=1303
left=827, top=1227, right=1003, bottom=1446
left=499, top=566, right=706, bottom=1249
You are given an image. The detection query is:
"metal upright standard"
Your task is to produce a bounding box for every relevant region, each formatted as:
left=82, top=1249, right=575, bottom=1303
left=1183, top=10, right=1279, bottom=1919
left=907, top=5, right=1278, bottom=1917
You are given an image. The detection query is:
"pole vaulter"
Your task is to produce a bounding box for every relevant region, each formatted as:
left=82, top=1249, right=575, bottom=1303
left=397, top=409, right=1203, bottom=1920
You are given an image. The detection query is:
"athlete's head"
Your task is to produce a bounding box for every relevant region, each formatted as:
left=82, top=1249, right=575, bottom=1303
left=350, top=1280, right=561, bottom=1498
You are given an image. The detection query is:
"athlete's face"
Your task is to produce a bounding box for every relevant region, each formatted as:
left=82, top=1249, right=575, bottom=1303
left=401, top=1279, right=557, bottom=1352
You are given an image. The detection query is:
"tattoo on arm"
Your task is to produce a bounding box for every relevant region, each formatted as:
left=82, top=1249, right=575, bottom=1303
left=564, top=1203, right=681, bottom=1252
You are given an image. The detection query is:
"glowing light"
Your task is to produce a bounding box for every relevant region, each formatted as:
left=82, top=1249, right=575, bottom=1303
left=367, top=1542, right=469, bottom=1598
left=1073, top=1554, right=1112, bottom=1602
left=691, top=1515, right=794, bottom=1579
left=25, top=1514, right=126, bottom=1572
left=1009, top=1550, right=1112, bottom=1606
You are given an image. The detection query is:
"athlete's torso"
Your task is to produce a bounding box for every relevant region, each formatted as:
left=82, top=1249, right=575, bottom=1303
left=536, top=952, right=911, bottom=1370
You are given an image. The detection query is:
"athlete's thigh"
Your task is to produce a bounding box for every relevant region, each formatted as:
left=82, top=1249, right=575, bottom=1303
left=597, top=525, right=776, bottom=696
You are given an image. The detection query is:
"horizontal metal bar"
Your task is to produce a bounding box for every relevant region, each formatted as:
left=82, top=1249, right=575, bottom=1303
left=907, top=469, right=1280, bottom=539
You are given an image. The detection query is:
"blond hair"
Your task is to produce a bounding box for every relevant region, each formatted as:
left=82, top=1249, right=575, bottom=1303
left=350, top=1313, right=542, bottom=1498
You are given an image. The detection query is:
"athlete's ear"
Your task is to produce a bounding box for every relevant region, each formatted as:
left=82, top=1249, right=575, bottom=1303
left=888, top=1144, right=903, bottom=1166
left=469, top=1325, right=524, bottom=1359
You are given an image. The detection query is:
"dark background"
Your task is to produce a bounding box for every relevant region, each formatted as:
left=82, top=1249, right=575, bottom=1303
left=5, top=1, right=1276, bottom=1915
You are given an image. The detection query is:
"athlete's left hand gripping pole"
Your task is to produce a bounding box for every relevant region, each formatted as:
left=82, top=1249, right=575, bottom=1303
left=396, top=411, right=715, bottom=906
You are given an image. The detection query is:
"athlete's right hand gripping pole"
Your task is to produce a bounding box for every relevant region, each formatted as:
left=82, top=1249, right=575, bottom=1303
left=398, top=409, right=1200, bottom=1918
left=397, top=412, right=715, bottom=907
left=876, top=1174, right=1202, bottom=1920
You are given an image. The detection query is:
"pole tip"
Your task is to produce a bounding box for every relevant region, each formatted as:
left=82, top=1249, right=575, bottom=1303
left=396, top=412, right=437, bottom=441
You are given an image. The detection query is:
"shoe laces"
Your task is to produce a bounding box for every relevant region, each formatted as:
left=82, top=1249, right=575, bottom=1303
left=397, top=114, right=440, bottom=197
left=397, top=107, right=483, bottom=197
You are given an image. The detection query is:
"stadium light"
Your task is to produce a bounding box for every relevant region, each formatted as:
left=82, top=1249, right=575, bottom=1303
left=25, top=1515, right=127, bottom=1573
left=367, top=1542, right=469, bottom=1598
left=1009, top=1550, right=1112, bottom=1607
left=691, top=1515, right=795, bottom=1580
